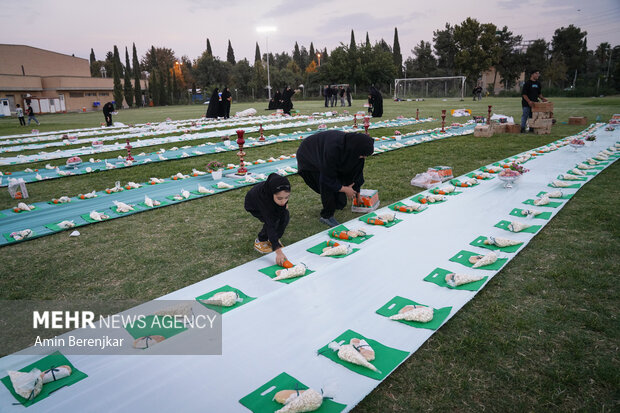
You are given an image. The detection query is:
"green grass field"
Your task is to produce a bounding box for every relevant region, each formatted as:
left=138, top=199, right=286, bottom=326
left=0, top=97, right=618, bottom=411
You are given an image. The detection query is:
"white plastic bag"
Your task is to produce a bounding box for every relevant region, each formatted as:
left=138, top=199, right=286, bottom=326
left=410, top=171, right=442, bottom=189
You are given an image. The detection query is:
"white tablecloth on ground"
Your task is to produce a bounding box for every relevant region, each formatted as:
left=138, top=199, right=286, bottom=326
left=0, top=126, right=616, bottom=412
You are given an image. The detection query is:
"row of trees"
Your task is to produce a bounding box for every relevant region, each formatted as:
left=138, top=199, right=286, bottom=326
left=89, top=21, right=620, bottom=107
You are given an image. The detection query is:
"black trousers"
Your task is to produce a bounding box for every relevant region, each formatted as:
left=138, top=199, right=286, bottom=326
left=104, top=113, right=113, bottom=126
left=249, top=209, right=289, bottom=245
left=298, top=169, right=347, bottom=218
left=18, top=117, right=25, bottom=126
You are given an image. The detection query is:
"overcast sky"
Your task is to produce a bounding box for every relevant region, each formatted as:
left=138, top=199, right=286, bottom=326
left=1, top=0, right=619, bottom=63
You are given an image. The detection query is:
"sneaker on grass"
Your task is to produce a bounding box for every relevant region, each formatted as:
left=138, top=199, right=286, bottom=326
left=319, top=216, right=340, bottom=227
left=254, top=239, right=273, bottom=254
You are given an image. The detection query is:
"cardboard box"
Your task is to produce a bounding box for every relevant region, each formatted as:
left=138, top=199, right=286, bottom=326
left=531, top=111, right=551, bottom=120
left=428, top=166, right=453, bottom=182
left=528, top=118, right=553, bottom=129
left=492, top=123, right=508, bottom=133
left=352, top=189, right=380, bottom=213
left=568, top=116, right=587, bottom=125
left=474, top=124, right=493, bottom=137
left=532, top=101, right=554, bottom=112
left=532, top=127, right=551, bottom=135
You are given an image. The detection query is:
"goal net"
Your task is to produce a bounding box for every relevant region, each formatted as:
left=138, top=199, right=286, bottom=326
left=393, top=76, right=466, bottom=101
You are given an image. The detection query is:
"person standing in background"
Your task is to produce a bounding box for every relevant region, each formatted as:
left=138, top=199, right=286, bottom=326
left=281, top=86, right=295, bottom=115
left=520, top=69, right=547, bottom=133
left=346, top=86, right=352, bottom=107
left=205, top=88, right=221, bottom=118
left=339, top=86, right=345, bottom=107
left=331, top=85, right=338, bottom=107
left=368, top=86, right=383, bottom=117
left=16, top=104, right=25, bottom=126
left=324, top=85, right=330, bottom=107
left=221, top=87, right=232, bottom=119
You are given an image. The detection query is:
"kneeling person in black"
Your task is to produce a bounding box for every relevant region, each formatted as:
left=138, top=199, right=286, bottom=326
left=245, top=173, right=291, bottom=265
left=296, top=131, right=374, bottom=227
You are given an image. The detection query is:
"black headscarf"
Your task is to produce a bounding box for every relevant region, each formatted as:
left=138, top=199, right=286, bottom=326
left=244, top=173, right=291, bottom=219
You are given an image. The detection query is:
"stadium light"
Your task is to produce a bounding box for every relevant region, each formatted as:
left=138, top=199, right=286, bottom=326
left=256, top=26, right=277, bottom=100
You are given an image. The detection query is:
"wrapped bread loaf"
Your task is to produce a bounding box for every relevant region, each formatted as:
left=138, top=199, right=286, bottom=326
left=347, top=229, right=367, bottom=238
left=445, top=272, right=484, bottom=287
left=559, top=174, right=582, bottom=181
left=113, top=200, right=134, bottom=213
left=350, top=338, right=375, bottom=361
left=469, top=251, right=498, bottom=268
left=200, top=291, right=240, bottom=307
left=197, top=185, right=214, bottom=194
left=551, top=180, right=572, bottom=188
left=533, top=196, right=550, bottom=206
left=327, top=341, right=379, bottom=372
left=377, top=212, right=396, bottom=222
left=389, top=305, right=433, bottom=322
left=89, top=210, right=109, bottom=221
left=576, top=163, right=594, bottom=170
left=57, top=220, right=75, bottom=229
left=274, top=264, right=307, bottom=281
left=144, top=195, right=161, bottom=207
left=508, top=221, right=530, bottom=232
left=16, top=202, right=35, bottom=212
left=569, top=168, right=586, bottom=176
left=546, top=190, right=563, bottom=198
left=41, top=365, right=72, bottom=384
left=520, top=209, right=543, bottom=217
left=11, top=229, right=33, bottom=241
left=275, top=388, right=323, bottom=413
left=216, top=181, right=234, bottom=189
left=484, top=236, right=521, bottom=247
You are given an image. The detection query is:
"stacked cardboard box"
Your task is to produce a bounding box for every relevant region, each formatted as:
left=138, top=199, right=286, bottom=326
left=474, top=124, right=493, bottom=137
left=490, top=122, right=521, bottom=134
left=568, top=116, right=587, bottom=125
left=527, top=101, right=554, bottom=134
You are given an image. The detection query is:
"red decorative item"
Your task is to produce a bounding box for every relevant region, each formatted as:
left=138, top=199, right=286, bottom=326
left=363, top=116, right=370, bottom=135
left=258, top=123, right=265, bottom=141
left=353, top=114, right=358, bottom=129
left=125, top=139, right=134, bottom=161
left=441, top=110, right=446, bottom=133
left=416, top=108, right=419, bottom=121
left=487, top=105, right=492, bottom=125
left=236, top=129, right=247, bottom=175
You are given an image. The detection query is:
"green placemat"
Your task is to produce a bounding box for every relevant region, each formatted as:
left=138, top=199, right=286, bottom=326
left=509, top=208, right=552, bottom=220
left=307, top=241, right=359, bottom=258
left=469, top=236, right=523, bottom=253
left=124, top=314, right=188, bottom=341
left=258, top=264, right=315, bottom=284
left=548, top=182, right=581, bottom=189
left=423, top=267, right=488, bottom=291
left=358, top=212, right=402, bottom=227
left=47, top=201, right=73, bottom=206
left=388, top=202, right=427, bottom=214
left=2, top=230, right=37, bottom=243
left=557, top=175, right=587, bottom=181
left=239, top=372, right=347, bottom=413
left=536, top=191, right=573, bottom=199
left=0, top=351, right=88, bottom=407
left=522, top=199, right=563, bottom=208
left=376, top=296, right=452, bottom=330
left=449, top=250, right=508, bottom=270
left=328, top=224, right=374, bottom=244
left=195, top=285, right=255, bottom=313
left=137, top=199, right=170, bottom=209
left=44, top=220, right=86, bottom=232
left=466, top=172, right=495, bottom=180
left=450, top=178, right=479, bottom=188
left=0, top=212, right=6, bottom=219
left=495, top=220, right=541, bottom=234
left=80, top=211, right=113, bottom=223
left=317, top=329, right=409, bottom=380
left=410, top=194, right=446, bottom=205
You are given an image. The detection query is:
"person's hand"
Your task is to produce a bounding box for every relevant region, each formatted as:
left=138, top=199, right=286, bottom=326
left=340, top=184, right=356, bottom=199
left=355, top=192, right=362, bottom=205
left=528, top=101, right=534, bottom=107
left=541, top=98, right=548, bottom=102
left=275, top=248, right=287, bottom=266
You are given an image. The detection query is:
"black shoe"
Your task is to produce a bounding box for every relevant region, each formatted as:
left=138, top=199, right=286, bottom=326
left=520, top=128, right=526, bottom=133
left=319, top=216, right=340, bottom=227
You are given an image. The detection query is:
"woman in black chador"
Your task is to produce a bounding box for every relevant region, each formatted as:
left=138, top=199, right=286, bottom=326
left=296, top=131, right=374, bottom=227
left=244, top=173, right=291, bottom=265
left=368, top=86, right=383, bottom=117
left=281, top=86, right=295, bottom=115
left=221, top=87, right=232, bottom=118
left=205, top=88, right=221, bottom=118
left=102, top=101, right=115, bottom=126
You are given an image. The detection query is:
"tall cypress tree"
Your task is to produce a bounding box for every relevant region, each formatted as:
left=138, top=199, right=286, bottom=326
left=112, top=46, right=123, bottom=107
left=309, top=43, right=315, bottom=63
left=350, top=30, right=357, bottom=52
left=365, top=32, right=371, bottom=48
left=171, top=71, right=177, bottom=105
left=254, top=42, right=261, bottom=63
left=293, top=42, right=301, bottom=68
left=227, top=40, right=236, bottom=64
left=132, top=43, right=142, bottom=107
left=150, top=71, right=159, bottom=106
left=393, top=27, right=403, bottom=77
left=89, top=48, right=96, bottom=77
left=206, top=39, right=213, bottom=56
left=123, top=47, right=134, bottom=107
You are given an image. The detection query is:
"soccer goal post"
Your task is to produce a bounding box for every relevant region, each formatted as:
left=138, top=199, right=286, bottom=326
left=394, top=76, right=466, bottom=101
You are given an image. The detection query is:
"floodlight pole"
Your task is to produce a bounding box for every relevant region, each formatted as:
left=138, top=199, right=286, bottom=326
left=266, top=34, right=271, bottom=100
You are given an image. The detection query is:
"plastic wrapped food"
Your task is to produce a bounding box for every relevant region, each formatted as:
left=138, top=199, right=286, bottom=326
left=389, top=305, right=434, bottom=322
left=469, top=251, right=498, bottom=268
left=200, top=291, right=241, bottom=307
left=274, top=263, right=307, bottom=281
left=446, top=272, right=484, bottom=287
left=327, top=341, right=379, bottom=372
left=274, top=388, right=323, bottom=413
left=484, top=236, right=520, bottom=247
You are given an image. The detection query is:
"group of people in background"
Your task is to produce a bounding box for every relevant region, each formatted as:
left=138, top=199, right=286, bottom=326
left=14, top=103, right=40, bottom=126
left=205, top=87, right=233, bottom=119
left=267, top=86, right=296, bottom=115
left=323, top=85, right=352, bottom=108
